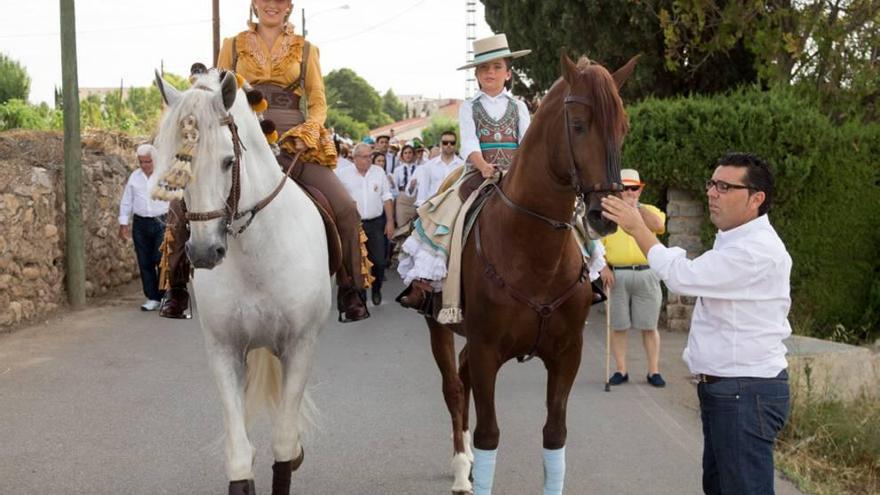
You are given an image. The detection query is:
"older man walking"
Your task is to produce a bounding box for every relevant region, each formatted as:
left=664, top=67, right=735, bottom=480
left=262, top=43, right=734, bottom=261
left=118, top=144, right=168, bottom=311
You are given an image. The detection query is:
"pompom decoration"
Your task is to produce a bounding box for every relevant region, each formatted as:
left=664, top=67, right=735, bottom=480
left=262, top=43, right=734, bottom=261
left=266, top=131, right=279, bottom=145
left=260, top=119, right=277, bottom=135
left=246, top=89, right=265, bottom=106
left=235, top=73, right=246, bottom=89
left=252, top=98, right=268, bottom=113
left=152, top=115, right=199, bottom=201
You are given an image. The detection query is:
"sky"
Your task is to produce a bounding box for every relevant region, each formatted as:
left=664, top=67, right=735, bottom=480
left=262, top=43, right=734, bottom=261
left=0, top=0, right=494, bottom=106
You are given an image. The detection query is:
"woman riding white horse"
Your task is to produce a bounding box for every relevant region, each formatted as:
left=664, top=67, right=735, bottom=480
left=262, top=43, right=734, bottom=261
left=153, top=69, right=329, bottom=495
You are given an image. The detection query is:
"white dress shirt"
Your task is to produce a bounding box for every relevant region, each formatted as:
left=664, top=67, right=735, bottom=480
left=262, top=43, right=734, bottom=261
left=459, top=89, right=531, bottom=165
left=335, top=164, right=393, bottom=220
left=392, top=161, right=418, bottom=195
left=411, top=154, right=465, bottom=207
left=118, top=169, right=169, bottom=225
left=384, top=151, right=398, bottom=175
left=647, top=215, right=792, bottom=378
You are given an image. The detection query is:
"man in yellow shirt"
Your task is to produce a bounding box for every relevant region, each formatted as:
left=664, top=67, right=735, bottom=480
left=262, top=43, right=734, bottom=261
left=600, top=169, right=667, bottom=387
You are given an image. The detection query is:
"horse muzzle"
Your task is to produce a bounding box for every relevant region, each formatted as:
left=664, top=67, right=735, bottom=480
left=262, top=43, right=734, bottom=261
left=586, top=193, right=618, bottom=237
left=185, top=238, right=227, bottom=269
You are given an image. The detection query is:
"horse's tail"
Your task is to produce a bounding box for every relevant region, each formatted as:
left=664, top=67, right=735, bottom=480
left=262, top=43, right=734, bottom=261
left=243, top=348, right=318, bottom=438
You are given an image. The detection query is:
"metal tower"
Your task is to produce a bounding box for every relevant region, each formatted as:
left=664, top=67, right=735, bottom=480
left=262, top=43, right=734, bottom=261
left=465, top=0, right=477, bottom=98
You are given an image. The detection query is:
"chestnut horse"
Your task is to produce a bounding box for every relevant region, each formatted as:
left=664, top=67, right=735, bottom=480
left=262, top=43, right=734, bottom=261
left=427, top=53, right=638, bottom=495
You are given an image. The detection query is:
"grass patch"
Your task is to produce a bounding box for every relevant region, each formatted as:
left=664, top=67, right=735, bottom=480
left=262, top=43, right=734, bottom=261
left=776, top=393, right=880, bottom=494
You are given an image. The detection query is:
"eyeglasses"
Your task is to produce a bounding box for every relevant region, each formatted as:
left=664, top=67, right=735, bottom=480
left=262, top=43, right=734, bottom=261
left=705, top=179, right=755, bottom=193
left=441, top=140, right=456, bottom=146
left=623, top=185, right=641, bottom=192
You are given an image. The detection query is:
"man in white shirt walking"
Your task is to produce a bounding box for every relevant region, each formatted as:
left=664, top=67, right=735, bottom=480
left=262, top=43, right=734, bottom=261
left=602, top=152, right=791, bottom=495
left=336, top=143, right=395, bottom=306
left=409, top=130, right=465, bottom=208
left=118, top=144, right=169, bottom=311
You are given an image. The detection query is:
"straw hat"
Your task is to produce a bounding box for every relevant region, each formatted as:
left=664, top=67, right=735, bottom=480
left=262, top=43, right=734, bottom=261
left=620, top=169, right=645, bottom=186
left=457, top=34, right=531, bottom=70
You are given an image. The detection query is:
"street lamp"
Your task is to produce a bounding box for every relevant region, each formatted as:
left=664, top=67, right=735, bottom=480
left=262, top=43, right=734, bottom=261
left=302, top=4, right=350, bottom=38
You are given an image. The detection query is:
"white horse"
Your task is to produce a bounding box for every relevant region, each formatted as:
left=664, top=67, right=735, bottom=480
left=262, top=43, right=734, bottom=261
left=152, top=69, right=330, bottom=495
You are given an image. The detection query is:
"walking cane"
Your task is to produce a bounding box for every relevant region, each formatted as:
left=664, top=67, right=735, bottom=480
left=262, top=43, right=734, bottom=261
left=604, top=289, right=612, bottom=392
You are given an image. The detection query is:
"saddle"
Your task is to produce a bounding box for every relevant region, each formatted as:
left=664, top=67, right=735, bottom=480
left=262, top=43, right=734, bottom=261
left=278, top=154, right=343, bottom=276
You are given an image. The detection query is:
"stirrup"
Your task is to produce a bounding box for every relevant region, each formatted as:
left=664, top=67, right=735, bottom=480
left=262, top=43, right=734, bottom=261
left=396, top=280, right=435, bottom=316
left=337, top=288, right=370, bottom=323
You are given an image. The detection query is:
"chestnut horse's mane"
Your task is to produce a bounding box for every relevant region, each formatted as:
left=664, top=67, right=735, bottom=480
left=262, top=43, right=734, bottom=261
left=538, top=56, right=629, bottom=147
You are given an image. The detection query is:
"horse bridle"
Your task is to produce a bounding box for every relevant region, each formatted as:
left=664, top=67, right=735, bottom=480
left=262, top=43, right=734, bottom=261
left=490, top=92, right=624, bottom=231
left=184, top=113, right=299, bottom=237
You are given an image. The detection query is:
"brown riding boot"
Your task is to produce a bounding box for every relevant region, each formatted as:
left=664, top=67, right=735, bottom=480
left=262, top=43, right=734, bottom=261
left=396, top=279, right=434, bottom=314
left=337, top=286, right=369, bottom=323
left=159, top=199, right=192, bottom=319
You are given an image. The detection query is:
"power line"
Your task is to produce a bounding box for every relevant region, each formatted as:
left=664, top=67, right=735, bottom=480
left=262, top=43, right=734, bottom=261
left=319, top=0, right=429, bottom=44
left=0, top=19, right=212, bottom=39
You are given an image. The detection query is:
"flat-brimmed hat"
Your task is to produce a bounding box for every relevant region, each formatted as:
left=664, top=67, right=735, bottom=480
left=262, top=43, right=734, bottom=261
left=621, top=169, right=645, bottom=187
left=457, top=34, right=531, bottom=70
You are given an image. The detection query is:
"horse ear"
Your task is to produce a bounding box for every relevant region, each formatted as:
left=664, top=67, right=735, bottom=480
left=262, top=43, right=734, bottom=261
left=220, top=71, right=237, bottom=111
left=560, top=50, right=578, bottom=87
left=611, top=54, right=641, bottom=89
left=154, top=69, right=181, bottom=107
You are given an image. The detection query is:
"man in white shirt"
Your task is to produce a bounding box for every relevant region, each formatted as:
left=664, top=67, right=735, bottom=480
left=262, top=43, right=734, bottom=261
left=336, top=143, right=395, bottom=305
left=118, top=144, right=169, bottom=311
left=602, top=152, right=791, bottom=495
left=408, top=130, right=465, bottom=207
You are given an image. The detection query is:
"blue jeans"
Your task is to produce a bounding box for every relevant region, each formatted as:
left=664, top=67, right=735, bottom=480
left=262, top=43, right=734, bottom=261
left=132, top=215, right=166, bottom=301
left=698, top=370, right=790, bottom=495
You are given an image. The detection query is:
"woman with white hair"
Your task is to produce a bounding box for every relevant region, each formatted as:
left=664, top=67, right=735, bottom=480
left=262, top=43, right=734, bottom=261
left=118, top=143, right=169, bottom=311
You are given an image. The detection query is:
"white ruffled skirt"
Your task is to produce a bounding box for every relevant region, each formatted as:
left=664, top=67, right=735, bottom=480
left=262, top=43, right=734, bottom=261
left=397, top=234, right=447, bottom=290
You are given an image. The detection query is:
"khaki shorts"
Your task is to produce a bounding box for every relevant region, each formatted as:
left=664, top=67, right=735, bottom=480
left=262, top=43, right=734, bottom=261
left=609, top=268, right=662, bottom=331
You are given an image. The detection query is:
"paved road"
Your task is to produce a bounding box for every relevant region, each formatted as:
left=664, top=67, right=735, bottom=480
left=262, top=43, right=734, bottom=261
left=0, top=275, right=803, bottom=494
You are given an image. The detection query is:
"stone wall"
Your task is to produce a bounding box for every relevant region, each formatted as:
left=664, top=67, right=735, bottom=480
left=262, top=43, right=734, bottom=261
left=664, top=188, right=705, bottom=332
left=0, top=130, right=142, bottom=329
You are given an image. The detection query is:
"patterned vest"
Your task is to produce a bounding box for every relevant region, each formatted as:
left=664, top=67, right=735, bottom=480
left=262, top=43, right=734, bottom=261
left=473, top=98, right=520, bottom=170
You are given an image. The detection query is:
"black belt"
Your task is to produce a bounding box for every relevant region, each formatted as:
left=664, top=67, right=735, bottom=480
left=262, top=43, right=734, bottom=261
left=697, top=374, right=723, bottom=384
left=612, top=265, right=650, bottom=271
left=133, top=214, right=166, bottom=221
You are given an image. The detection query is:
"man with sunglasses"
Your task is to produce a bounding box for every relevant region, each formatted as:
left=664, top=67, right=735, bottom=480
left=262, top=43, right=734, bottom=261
left=409, top=130, right=465, bottom=208
left=600, top=169, right=668, bottom=388
left=601, top=152, right=791, bottom=495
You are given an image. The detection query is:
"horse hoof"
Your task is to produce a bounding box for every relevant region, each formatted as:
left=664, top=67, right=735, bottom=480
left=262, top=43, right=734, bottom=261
left=229, top=479, right=255, bottom=495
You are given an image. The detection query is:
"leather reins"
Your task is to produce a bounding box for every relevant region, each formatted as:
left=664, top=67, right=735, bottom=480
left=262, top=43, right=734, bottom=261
left=473, top=92, right=621, bottom=362
left=184, top=113, right=301, bottom=237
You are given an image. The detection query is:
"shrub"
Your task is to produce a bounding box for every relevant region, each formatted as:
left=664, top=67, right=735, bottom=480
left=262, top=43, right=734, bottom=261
left=623, top=87, right=880, bottom=340
left=0, top=53, right=30, bottom=104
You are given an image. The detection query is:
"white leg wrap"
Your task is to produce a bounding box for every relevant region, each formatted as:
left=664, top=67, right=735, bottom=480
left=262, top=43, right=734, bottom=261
left=542, top=447, right=566, bottom=495
left=451, top=452, right=473, bottom=493
left=472, top=447, right=497, bottom=495
left=463, top=430, right=474, bottom=463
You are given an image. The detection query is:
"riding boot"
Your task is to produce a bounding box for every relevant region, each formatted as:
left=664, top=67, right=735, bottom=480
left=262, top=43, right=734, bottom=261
left=337, top=283, right=369, bottom=323
left=396, top=279, right=435, bottom=314
left=159, top=199, right=192, bottom=319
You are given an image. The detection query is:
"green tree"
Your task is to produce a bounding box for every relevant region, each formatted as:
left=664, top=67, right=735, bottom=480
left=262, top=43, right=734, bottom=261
left=420, top=116, right=459, bottom=148
left=324, top=68, right=392, bottom=129
left=0, top=53, right=31, bottom=104
left=326, top=107, right=369, bottom=141
left=481, top=0, right=758, bottom=101
left=0, top=99, right=59, bottom=131
left=482, top=0, right=879, bottom=116
left=382, top=89, right=406, bottom=121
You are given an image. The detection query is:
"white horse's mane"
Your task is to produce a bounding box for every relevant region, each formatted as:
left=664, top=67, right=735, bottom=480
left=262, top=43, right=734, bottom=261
left=153, top=70, right=275, bottom=203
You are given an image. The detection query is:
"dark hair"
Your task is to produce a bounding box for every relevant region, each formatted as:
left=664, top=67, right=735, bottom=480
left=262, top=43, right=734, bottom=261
left=371, top=152, right=386, bottom=164
left=440, top=130, right=456, bottom=139
left=714, top=152, right=775, bottom=215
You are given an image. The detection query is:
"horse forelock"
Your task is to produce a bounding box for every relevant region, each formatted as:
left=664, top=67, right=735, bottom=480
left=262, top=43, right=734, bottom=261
left=541, top=62, right=628, bottom=147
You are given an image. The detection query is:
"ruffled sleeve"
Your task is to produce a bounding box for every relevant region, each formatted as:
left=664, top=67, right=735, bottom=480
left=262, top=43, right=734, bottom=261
left=279, top=42, right=336, bottom=167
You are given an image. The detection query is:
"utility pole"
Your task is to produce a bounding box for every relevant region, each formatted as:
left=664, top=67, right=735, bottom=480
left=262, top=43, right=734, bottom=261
left=465, top=0, right=477, bottom=98
left=212, top=0, right=220, bottom=65
left=301, top=8, right=307, bottom=38
left=59, top=0, right=85, bottom=309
